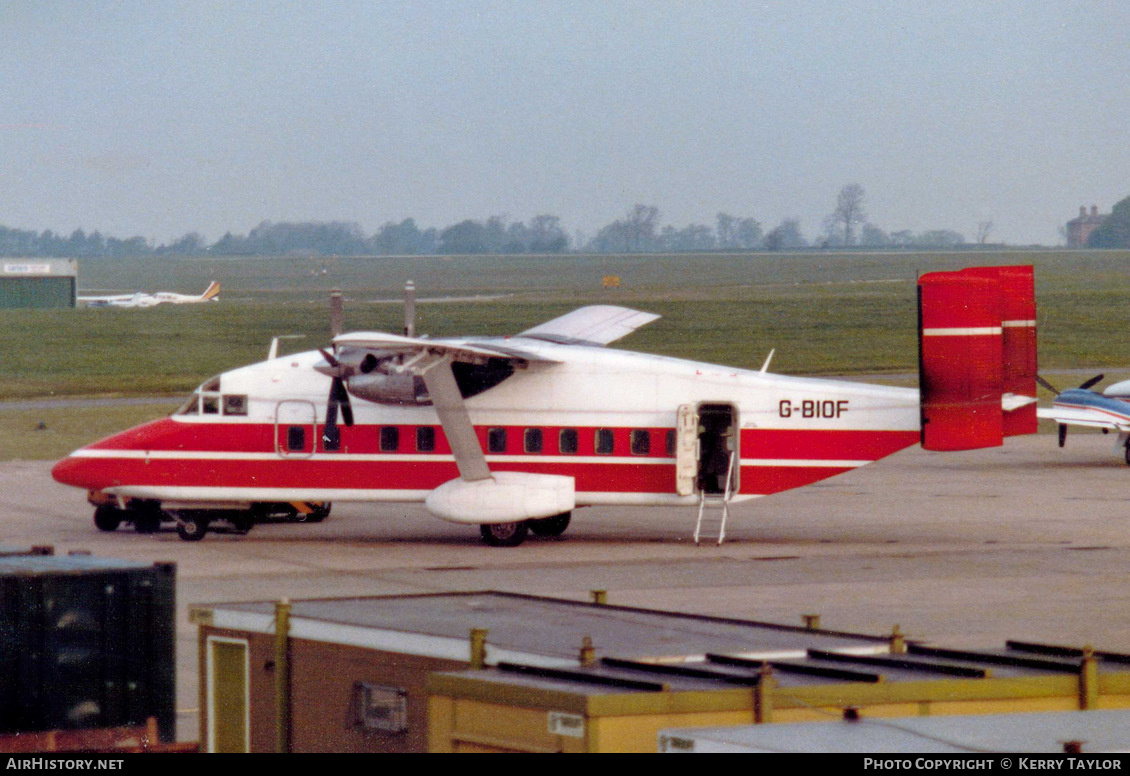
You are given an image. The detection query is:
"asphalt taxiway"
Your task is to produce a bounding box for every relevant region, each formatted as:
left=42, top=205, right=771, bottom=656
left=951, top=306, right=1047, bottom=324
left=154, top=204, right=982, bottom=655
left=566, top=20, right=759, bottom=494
left=3, top=431, right=1129, bottom=743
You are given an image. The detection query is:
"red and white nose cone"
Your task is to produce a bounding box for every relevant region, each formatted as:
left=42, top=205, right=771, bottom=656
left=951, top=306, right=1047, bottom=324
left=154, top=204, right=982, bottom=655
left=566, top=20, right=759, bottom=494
left=52, top=452, right=108, bottom=492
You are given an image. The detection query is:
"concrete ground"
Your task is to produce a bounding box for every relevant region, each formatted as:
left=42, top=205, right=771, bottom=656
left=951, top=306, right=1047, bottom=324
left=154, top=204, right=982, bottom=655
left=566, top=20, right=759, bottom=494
left=3, top=431, right=1129, bottom=743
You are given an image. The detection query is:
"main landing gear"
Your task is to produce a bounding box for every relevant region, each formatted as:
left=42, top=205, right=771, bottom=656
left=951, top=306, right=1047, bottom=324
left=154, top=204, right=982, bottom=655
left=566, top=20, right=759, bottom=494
left=478, top=512, right=572, bottom=547
left=93, top=501, right=163, bottom=534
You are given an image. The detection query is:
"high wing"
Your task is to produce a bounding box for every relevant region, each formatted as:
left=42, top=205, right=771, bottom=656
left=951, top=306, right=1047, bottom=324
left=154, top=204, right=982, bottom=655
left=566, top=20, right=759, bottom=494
left=326, top=306, right=658, bottom=524
left=519, top=305, right=660, bottom=345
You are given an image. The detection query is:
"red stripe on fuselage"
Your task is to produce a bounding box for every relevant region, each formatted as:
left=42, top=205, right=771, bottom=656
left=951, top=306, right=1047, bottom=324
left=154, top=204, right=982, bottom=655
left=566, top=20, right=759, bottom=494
left=59, top=418, right=920, bottom=498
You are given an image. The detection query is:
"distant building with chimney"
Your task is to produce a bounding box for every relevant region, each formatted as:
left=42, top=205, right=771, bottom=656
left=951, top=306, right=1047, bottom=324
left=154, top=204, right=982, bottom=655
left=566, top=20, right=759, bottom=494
left=1066, top=204, right=1107, bottom=248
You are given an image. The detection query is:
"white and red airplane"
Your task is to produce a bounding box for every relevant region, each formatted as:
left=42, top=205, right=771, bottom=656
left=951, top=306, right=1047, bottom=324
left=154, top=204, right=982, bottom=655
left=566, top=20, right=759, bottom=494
left=52, top=265, right=1037, bottom=545
left=80, top=281, right=221, bottom=308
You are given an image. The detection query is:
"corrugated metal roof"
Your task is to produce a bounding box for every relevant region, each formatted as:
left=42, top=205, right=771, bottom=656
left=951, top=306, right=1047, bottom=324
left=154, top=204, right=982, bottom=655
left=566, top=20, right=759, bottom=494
left=202, top=590, right=892, bottom=662
left=661, top=709, right=1130, bottom=753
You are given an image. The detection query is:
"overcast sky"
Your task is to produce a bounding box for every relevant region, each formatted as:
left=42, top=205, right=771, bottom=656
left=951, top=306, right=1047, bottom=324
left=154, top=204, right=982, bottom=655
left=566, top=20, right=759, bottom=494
left=2, top=1, right=1127, bottom=246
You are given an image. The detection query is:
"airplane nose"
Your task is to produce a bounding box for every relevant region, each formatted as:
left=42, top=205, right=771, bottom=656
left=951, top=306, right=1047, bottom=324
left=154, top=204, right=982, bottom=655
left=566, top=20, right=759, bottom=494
left=52, top=454, right=105, bottom=491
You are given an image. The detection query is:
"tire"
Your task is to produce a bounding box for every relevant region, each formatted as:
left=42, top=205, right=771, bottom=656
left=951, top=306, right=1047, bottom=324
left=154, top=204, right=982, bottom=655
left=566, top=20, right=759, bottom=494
left=93, top=504, right=122, bottom=532
left=479, top=521, right=529, bottom=547
left=528, top=512, right=571, bottom=537
left=176, top=516, right=209, bottom=542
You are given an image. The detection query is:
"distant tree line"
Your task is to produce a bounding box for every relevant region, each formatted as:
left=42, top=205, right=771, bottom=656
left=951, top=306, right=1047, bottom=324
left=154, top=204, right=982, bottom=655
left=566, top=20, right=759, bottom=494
left=1087, top=194, right=1130, bottom=248
left=0, top=185, right=1010, bottom=258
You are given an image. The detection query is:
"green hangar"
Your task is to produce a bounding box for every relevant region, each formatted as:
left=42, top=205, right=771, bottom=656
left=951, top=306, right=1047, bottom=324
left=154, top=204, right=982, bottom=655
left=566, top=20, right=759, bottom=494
left=0, top=260, right=77, bottom=308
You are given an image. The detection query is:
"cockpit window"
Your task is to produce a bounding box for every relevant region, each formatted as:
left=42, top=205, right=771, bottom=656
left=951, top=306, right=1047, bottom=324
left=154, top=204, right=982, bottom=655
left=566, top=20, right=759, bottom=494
left=174, top=375, right=239, bottom=417
left=174, top=394, right=199, bottom=415
left=223, top=395, right=248, bottom=416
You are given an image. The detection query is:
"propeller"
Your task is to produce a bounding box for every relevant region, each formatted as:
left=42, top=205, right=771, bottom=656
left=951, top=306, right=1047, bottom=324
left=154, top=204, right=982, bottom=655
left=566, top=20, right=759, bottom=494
left=1035, top=373, right=1104, bottom=396
left=1036, top=374, right=1104, bottom=449
left=317, top=347, right=355, bottom=447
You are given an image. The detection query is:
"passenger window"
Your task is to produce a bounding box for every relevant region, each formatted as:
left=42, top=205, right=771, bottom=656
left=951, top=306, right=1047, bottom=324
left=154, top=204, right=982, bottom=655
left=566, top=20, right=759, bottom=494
left=666, top=429, right=677, bottom=456
left=630, top=429, right=650, bottom=455
left=416, top=427, right=435, bottom=452
left=287, top=426, right=306, bottom=452
left=322, top=425, right=341, bottom=452
left=223, top=395, right=248, bottom=416
left=380, top=427, right=399, bottom=452
left=559, top=429, right=578, bottom=454
left=524, top=428, right=543, bottom=453
left=488, top=428, right=507, bottom=453
left=595, top=428, right=614, bottom=455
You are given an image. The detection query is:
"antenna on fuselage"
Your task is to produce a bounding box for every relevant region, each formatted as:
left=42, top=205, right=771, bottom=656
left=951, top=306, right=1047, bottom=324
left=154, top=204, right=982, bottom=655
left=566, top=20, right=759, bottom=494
left=404, top=280, right=416, bottom=338
left=268, top=334, right=306, bottom=360
left=759, top=349, right=775, bottom=374
left=330, top=288, right=344, bottom=338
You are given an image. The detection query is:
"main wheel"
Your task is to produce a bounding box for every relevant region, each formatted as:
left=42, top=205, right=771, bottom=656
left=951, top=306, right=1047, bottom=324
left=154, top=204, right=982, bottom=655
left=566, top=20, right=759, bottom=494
left=93, top=504, right=122, bottom=532
left=176, top=515, right=209, bottom=542
left=479, top=521, right=529, bottom=547
left=528, top=512, right=571, bottom=537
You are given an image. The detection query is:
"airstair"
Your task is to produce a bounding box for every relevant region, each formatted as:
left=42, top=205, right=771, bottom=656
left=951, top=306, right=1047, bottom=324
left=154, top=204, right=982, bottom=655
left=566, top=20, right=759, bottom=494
left=693, top=450, right=736, bottom=545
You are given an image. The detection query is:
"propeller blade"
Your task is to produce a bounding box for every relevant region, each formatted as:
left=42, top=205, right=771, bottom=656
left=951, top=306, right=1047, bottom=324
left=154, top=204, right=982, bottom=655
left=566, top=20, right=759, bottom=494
left=1079, top=374, right=1105, bottom=391
left=1058, top=423, right=1067, bottom=448
left=330, top=376, right=354, bottom=427
left=1036, top=375, right=1060, bottom=396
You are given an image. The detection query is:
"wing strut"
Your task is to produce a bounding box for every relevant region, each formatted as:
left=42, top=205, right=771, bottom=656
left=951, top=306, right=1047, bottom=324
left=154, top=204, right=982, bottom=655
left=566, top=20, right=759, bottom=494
left=417, top=354, right=491, bottom=482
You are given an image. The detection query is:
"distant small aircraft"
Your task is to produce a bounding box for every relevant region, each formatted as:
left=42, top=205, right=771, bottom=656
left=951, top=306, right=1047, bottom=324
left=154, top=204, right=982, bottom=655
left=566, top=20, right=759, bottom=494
left=80, top=281, right=220, bottom=308
left=1036, top=374, right=1130, bottom=463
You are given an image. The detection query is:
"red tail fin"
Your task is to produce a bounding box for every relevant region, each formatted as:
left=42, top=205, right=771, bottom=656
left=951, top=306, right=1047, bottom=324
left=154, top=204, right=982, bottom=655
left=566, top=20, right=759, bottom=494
left=918, top=265, right=1037, bottom=451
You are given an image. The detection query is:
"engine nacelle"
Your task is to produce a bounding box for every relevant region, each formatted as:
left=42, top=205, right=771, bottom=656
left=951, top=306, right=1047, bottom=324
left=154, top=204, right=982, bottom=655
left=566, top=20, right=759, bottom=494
left=345, top=372, right=429, bottom=405
left=425, top=473, right=576, bottom=525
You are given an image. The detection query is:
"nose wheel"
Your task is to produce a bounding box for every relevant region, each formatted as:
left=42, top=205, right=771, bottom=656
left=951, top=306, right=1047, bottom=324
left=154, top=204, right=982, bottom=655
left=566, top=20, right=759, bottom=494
left=175, top=515, right=210, bottom=542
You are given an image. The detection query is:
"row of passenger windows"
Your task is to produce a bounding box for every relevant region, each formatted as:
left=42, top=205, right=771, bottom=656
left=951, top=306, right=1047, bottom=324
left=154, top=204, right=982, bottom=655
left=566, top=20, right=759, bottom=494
left=298, top=426, right=677, bottom=455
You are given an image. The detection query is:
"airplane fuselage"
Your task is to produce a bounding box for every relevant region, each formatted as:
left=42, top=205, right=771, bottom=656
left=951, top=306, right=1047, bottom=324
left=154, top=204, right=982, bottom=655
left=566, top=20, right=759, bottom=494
left=53, top=339, right=921, bottom=510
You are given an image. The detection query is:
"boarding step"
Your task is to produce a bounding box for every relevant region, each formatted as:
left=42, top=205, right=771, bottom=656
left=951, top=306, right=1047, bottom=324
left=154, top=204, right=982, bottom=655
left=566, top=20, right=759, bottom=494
left=693, top=449, right=736, bottom=545
left=694, top=493, right=730, bottom=546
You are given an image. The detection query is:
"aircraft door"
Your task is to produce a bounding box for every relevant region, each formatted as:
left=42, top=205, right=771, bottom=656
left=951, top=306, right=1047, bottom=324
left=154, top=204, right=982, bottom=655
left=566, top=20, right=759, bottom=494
left=698, top=404, right=739, bottom=495
left=675, top=404, right=700, bottom=496
left=676, top=403, right=739, bottom=496
left=275, top=400, right=317, bottom=458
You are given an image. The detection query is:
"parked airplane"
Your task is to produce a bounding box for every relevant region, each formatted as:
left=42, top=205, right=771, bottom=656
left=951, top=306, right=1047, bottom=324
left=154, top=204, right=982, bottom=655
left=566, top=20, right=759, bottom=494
left=52, top=266, right=1037, bottom=545
left=80, top=281, right=220, bottom=308
left=1036, top=374, right=1130, bottom=463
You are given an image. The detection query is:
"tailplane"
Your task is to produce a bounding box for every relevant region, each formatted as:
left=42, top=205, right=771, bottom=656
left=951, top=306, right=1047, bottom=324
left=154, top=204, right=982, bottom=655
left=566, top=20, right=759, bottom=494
left=918, top=265, right=1036, bottom=451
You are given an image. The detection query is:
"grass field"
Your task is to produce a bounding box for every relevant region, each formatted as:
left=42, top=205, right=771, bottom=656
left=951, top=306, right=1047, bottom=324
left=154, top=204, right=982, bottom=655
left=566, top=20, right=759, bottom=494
left=4, top=250, right=1130, bottom=460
